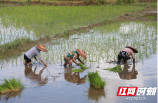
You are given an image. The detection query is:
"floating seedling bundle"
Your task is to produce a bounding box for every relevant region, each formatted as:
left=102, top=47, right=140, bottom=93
left=72, top=63, right=88, bottom=72
left=104, top=65, right=123, bottom=72
left=72, top=69, right=84, bottom=72
left=0, top=78, right=25, bottom=94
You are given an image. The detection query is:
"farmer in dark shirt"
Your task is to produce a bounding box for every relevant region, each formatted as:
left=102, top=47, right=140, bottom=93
left=24, top=45, right=48, bottom=66
left=117, top=46, right=138, bottom=64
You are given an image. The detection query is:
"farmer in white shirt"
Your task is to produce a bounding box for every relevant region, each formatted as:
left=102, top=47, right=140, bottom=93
left=24, top=45, right=48, bottom=66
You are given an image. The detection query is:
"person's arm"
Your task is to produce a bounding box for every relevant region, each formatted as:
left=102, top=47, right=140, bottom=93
left=131, top=52, right=135, bottom=63
left=34, top=56, right=37, bottom=61
left=36, top=52, right=47, bottom=66
left=77, top=55, right=84, bottom=64
left=72, top=59, right=79, bottom=66
left=72, top=54, right=80, bottom=66
left=41, top=60, right=47, bottom=66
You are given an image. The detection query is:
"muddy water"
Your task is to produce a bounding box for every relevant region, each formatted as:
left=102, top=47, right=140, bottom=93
left=0, top=21, right=157, bottom=103
left=137, top=11, right=157, bottom=20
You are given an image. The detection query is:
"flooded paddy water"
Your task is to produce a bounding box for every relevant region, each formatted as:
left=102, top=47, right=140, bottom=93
left=0, top=19, right=36, bottom=45
left=0, top=21, right=157, bottom=103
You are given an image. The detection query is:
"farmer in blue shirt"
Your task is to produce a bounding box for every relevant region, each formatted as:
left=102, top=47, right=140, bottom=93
left=24, top=45, right=48, bottom=66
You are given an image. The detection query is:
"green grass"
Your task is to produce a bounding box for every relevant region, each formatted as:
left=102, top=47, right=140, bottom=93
left=72, top=69, right=83, bottom=72
left=148, top=16, right=155, bottom=19
left=0, top=4, right=146, bottom=59
left=0, top=3, right=156, bottom=61
left=38, top=21, right=156, bottom=65
left=88, top=71, right=105, bottom=89
left=0, top=38, right=33, bottom=60
left=0, top=38, right=32, bottom=53
left=104, top=65, right=123, bottom=72
left=0, top=5, right=145, bottom=38
left=0, top=78, right=25, bottom=94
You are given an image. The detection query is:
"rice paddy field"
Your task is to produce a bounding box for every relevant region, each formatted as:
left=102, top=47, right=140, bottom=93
left=0, top=2, right=157, bottom=103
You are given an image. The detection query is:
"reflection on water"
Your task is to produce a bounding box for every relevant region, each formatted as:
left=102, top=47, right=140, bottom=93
left=24, top=65, right=48, bottom=86
left=0, top=89, right=23, bottom=102
left=0, top=18, right=36, bottom=45
left=118, top=63, right=138, bottom=80
left=64, top=67, right=87, bottom=85
left=86, top=86, right=106, bottom=103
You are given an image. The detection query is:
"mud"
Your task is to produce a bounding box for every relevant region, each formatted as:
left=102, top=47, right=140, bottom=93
left=112, top=10, right=157, bottom=21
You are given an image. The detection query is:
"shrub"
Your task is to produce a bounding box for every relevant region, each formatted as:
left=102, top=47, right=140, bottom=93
left=116, top=0, right=136, bottom=5
left=27, top=0, right=31, bottom=6
left=85, top=0, right=105, bottom=5
left=116, top=0, right=124, bottom=5
left=126, top=0, right=136, bottom=4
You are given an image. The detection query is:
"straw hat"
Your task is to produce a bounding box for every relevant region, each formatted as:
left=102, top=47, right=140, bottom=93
left=36, top=45, right=48, bottom=52
left=76, top=49, right=87, bottom=59
left=125, top=46, right=138, bottom=53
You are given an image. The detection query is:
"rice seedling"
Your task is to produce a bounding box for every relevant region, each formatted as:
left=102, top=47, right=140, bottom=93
left=148, top=16, right=155, bottom=19
left=72, top=69, right=83, bottom=72
left=88, top=71, right=105, bottom=89
left=79, top=63, right=88, bottom=69
left=0, top=78, right=25, bottom=94
left=104, top=65, right=123, bottom=72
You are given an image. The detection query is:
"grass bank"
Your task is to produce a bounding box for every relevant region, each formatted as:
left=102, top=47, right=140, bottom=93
left=72, top=69, right=84, bottom=72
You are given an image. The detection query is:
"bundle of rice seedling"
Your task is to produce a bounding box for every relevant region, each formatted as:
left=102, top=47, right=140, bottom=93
left=72, top=69, right=83, bottom=72
left=88, top=71, right=105, bottom=89
left=79, top=63, right=88, bottom=69
left=104, top=65, right=122, bottom=72
left=0, top=78, right=25, bottom=94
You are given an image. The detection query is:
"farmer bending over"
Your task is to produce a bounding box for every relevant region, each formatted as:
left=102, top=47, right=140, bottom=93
left=117, top=46, right=138, bottom=64
left=64, top=49, right=87, bottom=67
left=24, top=44, right=48, bottom=66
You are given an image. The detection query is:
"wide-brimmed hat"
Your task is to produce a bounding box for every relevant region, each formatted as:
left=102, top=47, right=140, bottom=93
left=125, top=46, right=138, bottom=53
left=36, top=44, right=48, bottom=52
left=76, top=49, right=87, bottom=59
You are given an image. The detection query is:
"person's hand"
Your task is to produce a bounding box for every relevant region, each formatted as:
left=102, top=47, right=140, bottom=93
left=77, top=63, right=79, bottom=66
left=44, top=63, right=47, bottom=66
left=81, top=62, right=84, bottom=64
